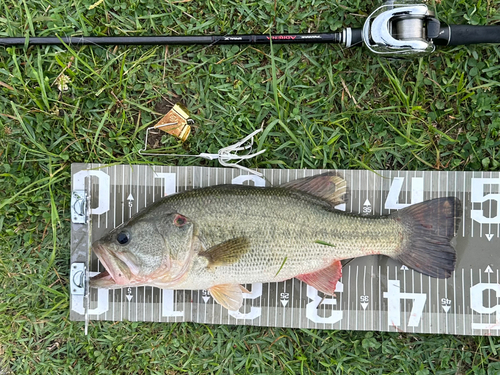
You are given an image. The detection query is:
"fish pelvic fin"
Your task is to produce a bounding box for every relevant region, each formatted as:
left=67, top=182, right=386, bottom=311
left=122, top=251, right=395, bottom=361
left=296, top=260, right=342, bottom=295
left=209, top=284, right=244, bottom=310
left=280, top=172, right=347, bottom=206
left=392, top=197, right=462, bottom=278
left=199, top=237, right=250, bottom=269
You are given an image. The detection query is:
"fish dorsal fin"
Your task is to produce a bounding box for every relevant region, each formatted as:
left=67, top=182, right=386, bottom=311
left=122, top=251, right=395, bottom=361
left=296, top=260, right=342, bottom=295
left=280, top=172, right=347, bottom=206
left=209, top=284, right=245, bottom=310
left=199, top=237, right=250, bottom=269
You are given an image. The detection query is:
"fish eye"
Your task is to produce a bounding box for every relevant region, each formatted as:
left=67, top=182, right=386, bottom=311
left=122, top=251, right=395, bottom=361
left=173, top=214, right=187, bottom=227
left=116, top=231, right=130, bottom=245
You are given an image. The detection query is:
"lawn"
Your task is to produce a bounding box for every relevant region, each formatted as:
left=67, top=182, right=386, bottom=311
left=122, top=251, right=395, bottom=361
left=1, top=0, right=500, bottom=373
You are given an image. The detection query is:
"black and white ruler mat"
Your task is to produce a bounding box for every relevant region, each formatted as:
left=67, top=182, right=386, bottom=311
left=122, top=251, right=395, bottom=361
left=70, top=164, right=500, bottom=336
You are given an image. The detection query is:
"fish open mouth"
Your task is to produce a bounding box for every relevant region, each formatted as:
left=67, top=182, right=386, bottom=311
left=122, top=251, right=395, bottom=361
left=90, top=270, right=114, bottom=283
left=90, top=242, right=132, bottom=288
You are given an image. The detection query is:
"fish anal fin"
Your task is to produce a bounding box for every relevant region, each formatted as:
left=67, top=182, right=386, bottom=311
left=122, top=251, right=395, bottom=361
left=199, top=237, right=250, bottom=269
left=209, top=284, right=244, bottom=310
left=280, top=172, right=347, bottom=206
left=296, top=260, right=342, bottom=295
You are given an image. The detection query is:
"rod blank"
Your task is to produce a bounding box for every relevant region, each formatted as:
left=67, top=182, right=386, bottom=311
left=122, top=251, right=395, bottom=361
left=0, top=33, right=346, bottom=47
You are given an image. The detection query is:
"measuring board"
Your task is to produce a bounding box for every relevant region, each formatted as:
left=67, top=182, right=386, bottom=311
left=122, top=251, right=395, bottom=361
left=70, top=164, right=500, bottom=336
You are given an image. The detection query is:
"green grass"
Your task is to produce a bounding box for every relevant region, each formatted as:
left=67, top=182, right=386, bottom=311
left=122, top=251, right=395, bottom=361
left=1, top=0, right=500, bottom=373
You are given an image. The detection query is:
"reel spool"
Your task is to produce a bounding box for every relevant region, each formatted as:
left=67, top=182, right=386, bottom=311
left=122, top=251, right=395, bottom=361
left=362, top=2, right=441, bottom=55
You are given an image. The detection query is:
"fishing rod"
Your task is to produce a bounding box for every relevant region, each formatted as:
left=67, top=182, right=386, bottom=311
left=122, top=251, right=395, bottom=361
left=1, top=2, right=500, bottom=56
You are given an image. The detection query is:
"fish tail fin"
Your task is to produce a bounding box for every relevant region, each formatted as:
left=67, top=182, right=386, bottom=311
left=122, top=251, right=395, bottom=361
left=391, top=197, right=462, bottom=278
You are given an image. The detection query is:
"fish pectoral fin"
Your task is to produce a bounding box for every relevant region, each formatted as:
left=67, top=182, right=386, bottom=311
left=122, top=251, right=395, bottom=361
left=209, top=284, right=244, bottom=311
left=280, top=172, right=347, bottom=206
left=296, top=260, right=342, bottom=295
left=199, top=237, right=250, bottom=269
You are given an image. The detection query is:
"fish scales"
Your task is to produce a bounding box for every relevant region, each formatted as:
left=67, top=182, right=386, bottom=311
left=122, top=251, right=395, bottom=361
left=145, top=185, right=401, bottom=289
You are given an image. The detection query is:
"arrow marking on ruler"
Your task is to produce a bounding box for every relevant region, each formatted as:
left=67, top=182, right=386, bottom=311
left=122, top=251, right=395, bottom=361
left=485, top=266, right=494, bottom=273
left=486, top=234, right=494, bottom=241
left=400, top=265, right=409, bottom=271
left=361, top=303, right=368, bottom=310
left=126, top=294, right=133, bottom=301
left=281, top=299, right=289, bottom=307
left=202, top=290, right=210, bottom=303
left=127, top=193, right=134, bottom=208
left=442, top=305, right=450, bottom=313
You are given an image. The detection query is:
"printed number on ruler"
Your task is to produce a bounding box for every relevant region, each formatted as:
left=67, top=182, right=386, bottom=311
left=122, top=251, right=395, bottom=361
left=470, top=282, right=500, bottom=330
left=385, top=177, right=423, bottom=210
left=162, top=290, right=184, bottom=317
left=384, top=280, right=426, bottom=327
left=306, top=283, right=344, bottom=324
left=471, top=178, right=500, bottom=224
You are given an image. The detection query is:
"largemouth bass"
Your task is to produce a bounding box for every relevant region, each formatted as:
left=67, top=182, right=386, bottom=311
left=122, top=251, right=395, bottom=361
left=90, top=173, right=462, bottom=310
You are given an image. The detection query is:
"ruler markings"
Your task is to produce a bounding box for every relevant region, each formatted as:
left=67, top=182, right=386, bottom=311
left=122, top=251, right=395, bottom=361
left=400, top=264, right=405, bottom=330
left=267, top=283, right=271, bottom=328
left=355, top=265, right=359, bottom=331
left=370, top=265, right=374, bottom=330
left=471, top=172, right=476, bottom=239
left=152, top=166, right=156, bottom=203
left=480, top=171, right=483, bottom=238
left=112, top=168, right=117, bottom=322
left=299, top=280, right=302, bottom=329
left=386, top=265, right=390, bottom=331
left=283, top=281, right=287, bottom=328
left=463, top=173, right=466, bottom=238
left=358, top=169, right=361, bottom=214
left=270, top=169, right=274, bottom=329
left=420, top=274, right=424, bottom=330
left=350, top=169, right=353, bottom=214
left=347, top=265, right=351, bottom=329
left=488, top=265, right=491, bottom=329
left=363, top=265, right=371, bottom=330
left=135, top=166, right=140, bottom=321
left=462, top=269, right=466, bottom=334
left=436, top=168, right=440, bottom=330
left=275, top=282, right=278, bottom=328
left=257, top=282, right=262, bottom=328
left=411, top=269, right=415, bottom=334
left=436, top=275, right=440, bottom=333
left=213, top=170, right=218, bottom=325
left=379, top=171, right=383, bottom=216
left=100, top=165, right=107, bottom=321
left=498, top=171, right=500, bottom=238
left=472, top=269, right=477, bottom=334
left=143, top=287, right=146, bottom=323
left=453, top=171, right=457, bottom=334
left=453, top=268, right=456, bottom=335
left=428, top=271, right=432, bottom=333
left=291, top=278, right=294, bottom=328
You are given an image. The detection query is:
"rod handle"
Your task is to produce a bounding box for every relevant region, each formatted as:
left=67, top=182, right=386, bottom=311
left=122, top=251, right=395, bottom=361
left=434, top=25, right=500, bottom=46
